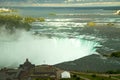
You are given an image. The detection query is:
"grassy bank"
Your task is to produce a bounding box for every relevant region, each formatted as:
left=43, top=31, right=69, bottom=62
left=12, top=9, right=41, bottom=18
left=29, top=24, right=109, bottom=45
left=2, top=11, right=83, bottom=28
left=71, top=71, right=120, bottom=80
left=0, top=14, right=45, bottom=33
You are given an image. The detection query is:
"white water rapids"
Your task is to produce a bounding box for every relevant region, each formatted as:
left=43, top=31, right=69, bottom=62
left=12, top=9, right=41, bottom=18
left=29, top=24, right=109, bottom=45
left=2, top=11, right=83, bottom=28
left=0, top=30, right=99, bottom=68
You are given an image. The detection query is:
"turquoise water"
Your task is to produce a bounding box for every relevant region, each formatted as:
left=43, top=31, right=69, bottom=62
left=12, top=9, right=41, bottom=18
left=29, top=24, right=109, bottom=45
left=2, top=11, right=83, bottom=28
left=0, top=7, right=120, bottom=66
left=15, top=7, right=120, bottom=22
left=10, top=7, right=120, bottom=38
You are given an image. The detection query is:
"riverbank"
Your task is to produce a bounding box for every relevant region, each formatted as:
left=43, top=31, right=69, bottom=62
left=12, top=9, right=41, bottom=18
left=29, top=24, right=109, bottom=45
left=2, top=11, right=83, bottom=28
left=0, top=14, right=45, bottom=33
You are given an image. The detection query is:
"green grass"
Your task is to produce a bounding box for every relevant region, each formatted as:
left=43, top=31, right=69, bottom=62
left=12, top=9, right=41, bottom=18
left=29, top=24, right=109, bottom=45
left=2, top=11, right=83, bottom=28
left=79, top=74, right=115, bottom=80
left=112, top=76, right=120, bottom=79
left=72, top=72, right=117, bottom=80
left=60, top=78, right=84, bottom=80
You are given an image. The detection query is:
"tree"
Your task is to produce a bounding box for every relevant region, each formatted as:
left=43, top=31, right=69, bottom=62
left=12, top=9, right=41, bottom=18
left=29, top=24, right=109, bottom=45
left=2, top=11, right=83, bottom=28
left=110, top=52, right=120, bottom=57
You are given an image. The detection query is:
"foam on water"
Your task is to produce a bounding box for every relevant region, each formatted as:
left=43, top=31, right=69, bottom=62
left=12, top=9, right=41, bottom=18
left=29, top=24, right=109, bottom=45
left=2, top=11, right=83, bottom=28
left=32, top=22, right=86, bottom=27
left=0, top=31, right=99, bottom=67
left=1, top=7, right=119, bottom=68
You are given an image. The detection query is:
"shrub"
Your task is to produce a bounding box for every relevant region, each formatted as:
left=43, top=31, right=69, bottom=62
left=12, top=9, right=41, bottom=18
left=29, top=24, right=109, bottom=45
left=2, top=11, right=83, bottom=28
left=76, top=77, right=80, bottom=80
left=37, top=17, right=45, bottom=22
left=87, top=22, right=96, bottom=27
left=91, top=74, right=96, bottom=77
left=72, top=74, right=77, bottom=78
left=49, top=13, right=56, bottom=16
left=110, top=52, right=120, bottom=57
left=107, top=23, right=114, bottom=26
left=0, top=14, right=31, bottom=32
left=24, top=17, right=36, bottom=23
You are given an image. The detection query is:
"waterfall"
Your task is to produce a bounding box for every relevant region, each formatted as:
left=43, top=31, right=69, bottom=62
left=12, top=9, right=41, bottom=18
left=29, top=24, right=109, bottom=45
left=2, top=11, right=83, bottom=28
left=0, top=31, right=99, bottom=67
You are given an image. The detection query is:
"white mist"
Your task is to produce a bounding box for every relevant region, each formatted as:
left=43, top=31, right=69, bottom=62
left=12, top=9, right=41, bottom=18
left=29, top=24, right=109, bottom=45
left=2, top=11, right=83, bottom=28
left=0, top=30, right=99, bottom=68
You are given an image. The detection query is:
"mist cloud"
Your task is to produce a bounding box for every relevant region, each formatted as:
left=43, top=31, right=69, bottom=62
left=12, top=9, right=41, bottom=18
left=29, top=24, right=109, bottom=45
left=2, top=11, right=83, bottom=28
left=0, top=27, right=99, bottom=68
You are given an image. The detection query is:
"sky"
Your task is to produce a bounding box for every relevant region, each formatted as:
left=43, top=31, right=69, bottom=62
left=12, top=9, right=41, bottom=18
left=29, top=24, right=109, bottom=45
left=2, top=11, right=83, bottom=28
left=0, top=0, right=120, bottom=7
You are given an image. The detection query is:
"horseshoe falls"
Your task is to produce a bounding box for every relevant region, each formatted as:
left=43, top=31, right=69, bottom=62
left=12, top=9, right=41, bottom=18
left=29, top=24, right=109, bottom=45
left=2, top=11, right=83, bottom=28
left=1, top=6, right=120, bottom=67
left=0, top=30, right=99, bottom=67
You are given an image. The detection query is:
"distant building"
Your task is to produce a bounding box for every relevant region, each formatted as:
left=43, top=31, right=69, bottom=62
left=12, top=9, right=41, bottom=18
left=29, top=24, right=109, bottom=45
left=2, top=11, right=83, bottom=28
left=19, top=58, right=35, bottom=70
left=30, top=65, right=57, bottom=80
left=0, top=59, right=71, bottom=80
left=17, top=59, right=35, bottom=80
left=0, top=68, right=18, bottom=80
left=61, top=71, right=71, bottom=78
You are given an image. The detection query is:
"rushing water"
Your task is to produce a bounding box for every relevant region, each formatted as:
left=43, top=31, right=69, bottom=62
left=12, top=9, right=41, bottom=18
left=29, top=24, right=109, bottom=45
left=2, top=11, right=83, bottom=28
left=0, top=31, right=99, bottom=67
left=0, top=7, right=120, bottom=67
